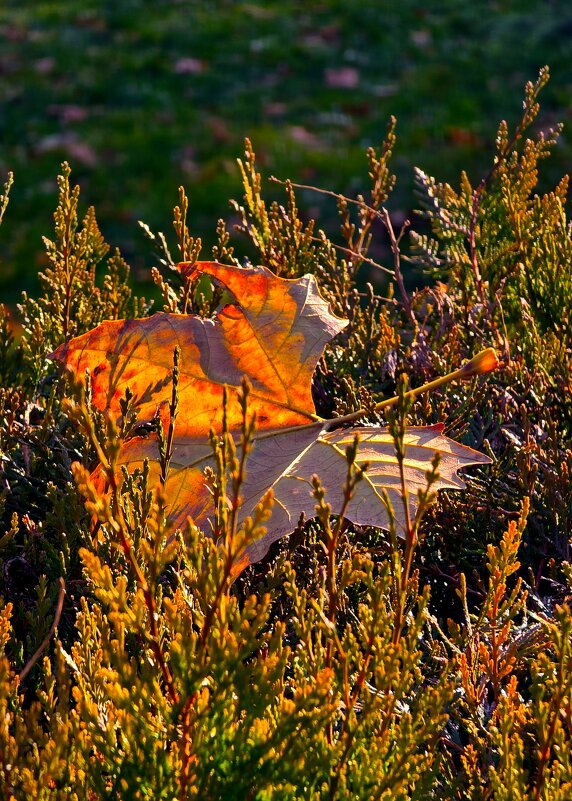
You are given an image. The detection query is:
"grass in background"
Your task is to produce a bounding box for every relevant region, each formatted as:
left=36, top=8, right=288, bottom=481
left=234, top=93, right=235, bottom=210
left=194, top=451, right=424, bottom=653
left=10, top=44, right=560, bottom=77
left=0, top=0, right=571, bottom=303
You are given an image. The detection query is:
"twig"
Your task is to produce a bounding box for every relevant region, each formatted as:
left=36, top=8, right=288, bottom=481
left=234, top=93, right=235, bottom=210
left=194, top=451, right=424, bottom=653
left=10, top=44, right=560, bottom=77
left=19, top=577, right=65, bottom=681
left=390, top=385, right=416, bottom=647
left=159, top=346, right=180, bottom=486
left=271, top=176, right=365, bottom=207
left=308, top=234, right=394, bottom=276
left=270, top=177, right=414, bottom=313
left=379, top=208, right=416, bottom=327
left=178, top=693, right=198, bottom=801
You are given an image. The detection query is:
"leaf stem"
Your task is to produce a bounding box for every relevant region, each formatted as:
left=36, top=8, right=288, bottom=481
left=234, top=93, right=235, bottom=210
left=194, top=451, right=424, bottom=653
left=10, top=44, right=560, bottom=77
left=323, top=347, right=500, bottom=429
left=169, top=348, right=500, bottom=477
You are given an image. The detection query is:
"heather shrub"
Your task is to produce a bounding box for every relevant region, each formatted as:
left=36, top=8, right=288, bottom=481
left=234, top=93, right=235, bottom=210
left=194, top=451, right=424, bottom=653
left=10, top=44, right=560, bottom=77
left=1, top=70, right=571, bottom=800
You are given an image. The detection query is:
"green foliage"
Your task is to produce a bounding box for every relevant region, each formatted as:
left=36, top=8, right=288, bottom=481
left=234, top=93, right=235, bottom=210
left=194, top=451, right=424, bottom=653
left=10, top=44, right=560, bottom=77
left=2, top=73, right=572, bottom=799
left=18, top=163, right=149, bottom=390
left=3, top=0, right=572, bottom=305
left=411, top=67, right=572, bottom=362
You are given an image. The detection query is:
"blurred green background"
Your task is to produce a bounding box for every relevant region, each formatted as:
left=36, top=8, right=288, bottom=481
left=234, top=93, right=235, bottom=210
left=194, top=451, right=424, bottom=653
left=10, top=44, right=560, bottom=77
left=1, top=0, right=571, bottom=304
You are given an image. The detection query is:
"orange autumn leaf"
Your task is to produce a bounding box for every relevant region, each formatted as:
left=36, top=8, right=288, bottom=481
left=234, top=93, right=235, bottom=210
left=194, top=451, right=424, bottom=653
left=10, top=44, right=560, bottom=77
left=53, top=261, right=344, bottom=436
left=52, top=261, right=491, bottom=565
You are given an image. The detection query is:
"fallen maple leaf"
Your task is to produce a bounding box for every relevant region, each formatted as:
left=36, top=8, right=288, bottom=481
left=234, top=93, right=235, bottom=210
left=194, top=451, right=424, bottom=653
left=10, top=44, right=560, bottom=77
left=52, top=262, right=491, bottom=564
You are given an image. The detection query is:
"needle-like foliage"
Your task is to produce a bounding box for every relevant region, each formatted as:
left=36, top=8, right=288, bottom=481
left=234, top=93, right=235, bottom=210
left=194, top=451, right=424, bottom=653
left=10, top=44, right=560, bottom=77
left=1, top=70, right=572, bottom=799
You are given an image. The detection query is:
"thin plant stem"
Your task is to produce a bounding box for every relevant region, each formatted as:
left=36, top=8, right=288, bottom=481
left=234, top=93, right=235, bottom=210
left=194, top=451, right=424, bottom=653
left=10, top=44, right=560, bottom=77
left=307, top=233, right=394, bottom=275
left=19, top=577, right=65, bottom=682
left=379, top=207, right=416, bottom=327
left=160, top=346, right=180, bottom=487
